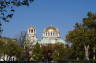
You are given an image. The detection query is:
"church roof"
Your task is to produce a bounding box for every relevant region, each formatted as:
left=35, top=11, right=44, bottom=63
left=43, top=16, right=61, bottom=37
left=38, top=38, right=66, bottom=45
left=44, top=26, right=59, bottom=32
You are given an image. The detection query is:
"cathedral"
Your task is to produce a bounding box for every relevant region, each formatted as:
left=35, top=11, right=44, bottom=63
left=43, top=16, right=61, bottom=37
left=25, top=26, right=66, bottom=45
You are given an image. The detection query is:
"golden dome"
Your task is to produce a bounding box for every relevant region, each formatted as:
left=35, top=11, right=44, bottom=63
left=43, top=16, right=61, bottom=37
left=44, top=26, right=59, bottom=32
left=28, top=26, right=35, bottom=30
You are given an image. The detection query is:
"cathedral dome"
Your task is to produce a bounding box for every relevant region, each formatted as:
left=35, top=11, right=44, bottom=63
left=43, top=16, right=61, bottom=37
left=44, top=26, right=59, bottom=32
left=28, top=26, right=35, bottom=30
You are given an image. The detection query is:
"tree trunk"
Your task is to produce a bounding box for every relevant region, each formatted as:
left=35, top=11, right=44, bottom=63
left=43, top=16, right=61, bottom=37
left=84, top=45, right=89, bottom=60
left=93, top=48, right=95, bottom=60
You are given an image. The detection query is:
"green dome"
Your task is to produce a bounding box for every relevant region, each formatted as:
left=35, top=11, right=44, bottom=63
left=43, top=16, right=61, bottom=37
left=57, top=39, right=66, bottom=44
left=25, top=39, right=66, bottom=45
left=38, top=39, right=51, bottom=44
left=38, top=38, right=66, bottom=45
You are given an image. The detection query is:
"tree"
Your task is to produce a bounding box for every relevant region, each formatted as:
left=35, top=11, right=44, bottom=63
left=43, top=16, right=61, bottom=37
left=42, top=44, right=54, bottom=61
left=83, top=12, right=96, bottom=29
left=52, top=42, right=66, bottom=61
left=66, top=29, right=92, bottom=60
left=66, top=12, right=96, bottom=60
left=0, top=38, right=5, bottom=56
left=0, top=0, right=34, bottom=37
left=6, top=39, right=24, bottom=60
left=31, top=42, right=43, bottom=61
left=83, top=12, right=96, bottom=60
left=0, top=37, right=24, bottom=60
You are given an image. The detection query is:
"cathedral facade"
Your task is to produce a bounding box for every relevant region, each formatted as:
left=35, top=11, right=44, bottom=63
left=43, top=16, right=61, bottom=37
left=25, top=26, right=66, bottom=45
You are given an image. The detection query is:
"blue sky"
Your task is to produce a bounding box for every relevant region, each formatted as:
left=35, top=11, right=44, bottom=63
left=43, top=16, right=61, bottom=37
left=3, top=0, right=96, bottom=40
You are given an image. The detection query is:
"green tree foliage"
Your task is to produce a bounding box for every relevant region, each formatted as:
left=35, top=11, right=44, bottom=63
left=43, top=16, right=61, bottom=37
left=66, top=12, right=96, bottom=60
left=66, top=29, right=96, bottom=46
left=0, top=37, right=24, bottom=60
left=0, top=0, right=34, bottom=37
left=83, top=12, right=96, bottom=29
left=24, top=42, right=73, bottom=61
left=52, top=43, right=70, bottom=61
left=31, top=42, right=43, bottom=61
left=0, top=38, right=5, bottom=56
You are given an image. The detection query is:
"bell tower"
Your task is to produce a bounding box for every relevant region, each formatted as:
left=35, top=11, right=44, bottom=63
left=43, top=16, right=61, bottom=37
left=26, top=26, right=37, bottom=44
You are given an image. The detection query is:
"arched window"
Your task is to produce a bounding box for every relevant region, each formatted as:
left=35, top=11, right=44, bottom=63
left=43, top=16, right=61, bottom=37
left=51, top=32, right=52, bottom=36
left=31, top=29, right=33, bottom=33
left=46, top=33, right=47, bottom=36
